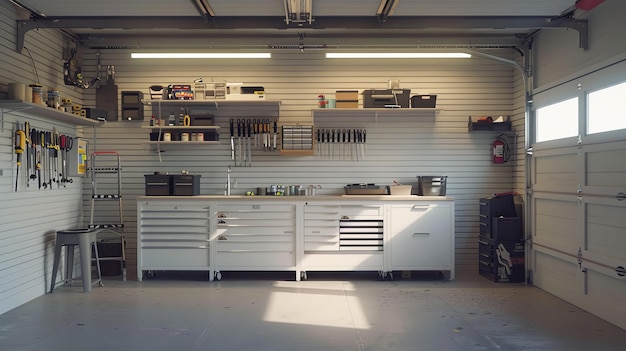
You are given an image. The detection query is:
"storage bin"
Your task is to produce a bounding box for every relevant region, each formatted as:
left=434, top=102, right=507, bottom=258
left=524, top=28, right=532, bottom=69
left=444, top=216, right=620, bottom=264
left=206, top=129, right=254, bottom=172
left=389, top=185, right=412, bottom=195
left=417, top=176, right=447, bottom=196
left=410, top=95, right=437, bottom=108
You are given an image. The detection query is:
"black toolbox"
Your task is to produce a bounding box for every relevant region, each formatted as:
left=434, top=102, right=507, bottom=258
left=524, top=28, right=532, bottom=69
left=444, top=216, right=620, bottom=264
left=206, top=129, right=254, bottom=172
left=363, top=89, right=410, bottom=108
left=144, top=174, right=172, bottom=196
left=478, top=238, right=525, bottom=283
left=480, top=216, right=522, bottom=240
left=172, top=174, right=201, bottom=196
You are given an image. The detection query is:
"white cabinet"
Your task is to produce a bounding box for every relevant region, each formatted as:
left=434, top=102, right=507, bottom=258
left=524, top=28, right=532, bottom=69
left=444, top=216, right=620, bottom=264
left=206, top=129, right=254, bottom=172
left=136, top=197, right=455, bottom=281
left=389, top=202, right=455, bottom=279
left=214, top=203, right=296, bottom=277
left=301, top=203, right=385, bottom=275
left=137, top=201, right=211, bottom=281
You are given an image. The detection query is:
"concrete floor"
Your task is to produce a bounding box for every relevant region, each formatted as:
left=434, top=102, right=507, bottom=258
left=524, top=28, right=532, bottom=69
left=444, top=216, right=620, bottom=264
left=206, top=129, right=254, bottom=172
left=1, top=267, right=625, bottom=351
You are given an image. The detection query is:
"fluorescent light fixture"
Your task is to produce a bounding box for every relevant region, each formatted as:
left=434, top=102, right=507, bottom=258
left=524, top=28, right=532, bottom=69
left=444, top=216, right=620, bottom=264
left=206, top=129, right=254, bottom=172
left=131, top=53, right=271, bottom=59
left=325, top=53, right=471, bottom=59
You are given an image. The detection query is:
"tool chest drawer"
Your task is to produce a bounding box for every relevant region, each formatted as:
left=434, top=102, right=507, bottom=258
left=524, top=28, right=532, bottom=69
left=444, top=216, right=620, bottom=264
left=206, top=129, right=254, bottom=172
left=141, top=247, right=209, bottom=268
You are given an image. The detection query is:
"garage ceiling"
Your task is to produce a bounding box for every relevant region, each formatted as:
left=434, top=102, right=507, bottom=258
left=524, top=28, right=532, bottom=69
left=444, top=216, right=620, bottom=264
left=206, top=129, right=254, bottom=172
left=11, top=0, right=593, bottom=50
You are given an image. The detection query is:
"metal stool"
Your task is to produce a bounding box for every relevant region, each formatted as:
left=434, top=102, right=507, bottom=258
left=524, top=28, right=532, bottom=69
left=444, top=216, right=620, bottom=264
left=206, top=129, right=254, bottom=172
left=49, top=228, right=103, bottom=293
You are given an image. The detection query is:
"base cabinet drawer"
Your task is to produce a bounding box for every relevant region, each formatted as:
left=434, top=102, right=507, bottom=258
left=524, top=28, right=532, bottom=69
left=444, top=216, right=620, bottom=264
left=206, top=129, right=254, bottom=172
left=141, top=248, right=209, bottom=268
left=216, top=252, right=295, bottom=268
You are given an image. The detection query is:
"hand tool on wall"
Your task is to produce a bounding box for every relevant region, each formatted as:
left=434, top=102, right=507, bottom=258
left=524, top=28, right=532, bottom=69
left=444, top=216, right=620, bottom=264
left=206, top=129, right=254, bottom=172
left=236, top=119, right=242, bottom=166
left=36, top=150, right=41, bottom=189
left=24, top=121, right=31, bottom=187
left=14, top=123, right=25, bottom=191
left=40, top=130, right=47, bottom=189
left=247, top=118, right=252, bottom=166
left=354, top=129, right=359, bottom=161
left=362, top=129, right=366, bottom=160
left=229, top=119, right=235, bottom=161
left=252, top=119, right=258, bottom=148
left=273, top=118, right=278, bottom=151
left=342, top=129, right=347, bottom=160
left=30, top=128, right=38, bottom=184
left=52, top=128, right=60, bottom=187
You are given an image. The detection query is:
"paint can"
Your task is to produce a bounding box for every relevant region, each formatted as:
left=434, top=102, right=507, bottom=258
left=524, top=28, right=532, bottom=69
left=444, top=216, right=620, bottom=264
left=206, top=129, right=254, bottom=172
left=8, top=83, right=26, bottom=101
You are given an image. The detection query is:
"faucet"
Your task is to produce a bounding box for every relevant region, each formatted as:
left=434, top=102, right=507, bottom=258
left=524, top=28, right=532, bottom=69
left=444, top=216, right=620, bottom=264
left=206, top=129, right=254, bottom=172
left=225, top=165, right=232, bottom=196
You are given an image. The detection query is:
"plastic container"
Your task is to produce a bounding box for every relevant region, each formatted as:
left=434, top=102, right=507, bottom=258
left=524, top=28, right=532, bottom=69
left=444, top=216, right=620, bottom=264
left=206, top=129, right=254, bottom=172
left=389, top=185, right=412, bottom=195
left=417, top=176, right=447, bottom=196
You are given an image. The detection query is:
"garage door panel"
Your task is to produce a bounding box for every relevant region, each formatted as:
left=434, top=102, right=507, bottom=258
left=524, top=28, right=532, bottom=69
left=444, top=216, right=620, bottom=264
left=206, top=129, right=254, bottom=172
left=535, top=215, right=579, bottom=253
left=533, top=251, right=580, bottom=304
left=584, top=141, right=626, bottom=196
left=585, top=200, right=626, bottom=263
left=533, top=151, right=580, bottom=193
left=583, top=270, right=626, bottom=329
left=534, top=196, right=578, bottom=218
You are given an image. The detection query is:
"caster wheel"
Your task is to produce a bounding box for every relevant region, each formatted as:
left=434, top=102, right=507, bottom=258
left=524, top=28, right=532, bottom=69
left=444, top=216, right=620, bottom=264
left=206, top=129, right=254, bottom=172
left=215, top=271, right=222, bottom=281
left=300, top=271, right=308, bottom=280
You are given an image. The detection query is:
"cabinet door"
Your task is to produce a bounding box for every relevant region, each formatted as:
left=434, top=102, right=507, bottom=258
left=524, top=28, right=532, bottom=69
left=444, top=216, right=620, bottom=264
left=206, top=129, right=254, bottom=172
left=389, top=203, right=453, bottom=269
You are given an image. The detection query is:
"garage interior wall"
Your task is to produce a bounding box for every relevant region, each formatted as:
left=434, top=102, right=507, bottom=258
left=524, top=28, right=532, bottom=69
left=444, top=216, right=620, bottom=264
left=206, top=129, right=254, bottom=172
left=529, top=0, right=626, bottom=330
left=0, top=1, right=88, bottom=315
left=80, top=46, right=523, bottom=281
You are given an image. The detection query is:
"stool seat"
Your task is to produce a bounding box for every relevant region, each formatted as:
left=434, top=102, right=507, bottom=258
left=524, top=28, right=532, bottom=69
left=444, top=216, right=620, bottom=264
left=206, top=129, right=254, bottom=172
left=50, top=228, right=103, bottom=293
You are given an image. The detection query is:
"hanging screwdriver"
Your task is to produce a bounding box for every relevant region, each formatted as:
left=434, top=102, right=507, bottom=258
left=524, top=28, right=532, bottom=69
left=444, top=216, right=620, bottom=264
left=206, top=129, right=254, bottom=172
left=14, top=123, right=26, bottom=191
left=24, top=121, right=31, bottom=187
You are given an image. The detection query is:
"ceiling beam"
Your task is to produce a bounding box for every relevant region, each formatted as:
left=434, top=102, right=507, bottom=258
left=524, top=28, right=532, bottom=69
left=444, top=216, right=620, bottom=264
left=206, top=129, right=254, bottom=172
left=15, top=15, right=588, bottom=52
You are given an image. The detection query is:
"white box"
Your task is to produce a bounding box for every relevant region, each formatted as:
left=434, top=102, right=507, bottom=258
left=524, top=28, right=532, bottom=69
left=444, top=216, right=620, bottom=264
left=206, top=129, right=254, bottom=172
left=389, top=185, right=412, bottom=195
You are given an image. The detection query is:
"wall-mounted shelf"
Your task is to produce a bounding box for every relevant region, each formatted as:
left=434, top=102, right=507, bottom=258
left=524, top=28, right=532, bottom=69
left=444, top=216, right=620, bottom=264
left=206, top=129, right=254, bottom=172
left=468, top=115, right=512, bottom=132
left=144, top=99, right=281, bottom=108
left=0, top=100, right=100, bottom=127
left=312, top=108, right=438, bottom=125
left=143, top=141, right=220, bottom=145
left=141, top=125, right=220, bottom=130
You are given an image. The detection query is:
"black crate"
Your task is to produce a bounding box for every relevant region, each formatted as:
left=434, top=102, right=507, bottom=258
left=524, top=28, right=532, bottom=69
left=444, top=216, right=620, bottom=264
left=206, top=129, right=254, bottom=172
left=479, top=195, right=517, bottom=218
left=410, top=95, right=437, bottom=108
left=480, top=217, right=522, bottom=240
left=144, top=174, right=171, bottom=195
left=478, top=238, right=525, bottom=283
left=172, top=175, right=201, bottom=196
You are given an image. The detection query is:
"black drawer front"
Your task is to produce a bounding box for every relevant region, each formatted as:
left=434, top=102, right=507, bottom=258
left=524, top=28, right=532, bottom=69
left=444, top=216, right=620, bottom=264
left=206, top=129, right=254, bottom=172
left=479, top=195, right=517, bottom=218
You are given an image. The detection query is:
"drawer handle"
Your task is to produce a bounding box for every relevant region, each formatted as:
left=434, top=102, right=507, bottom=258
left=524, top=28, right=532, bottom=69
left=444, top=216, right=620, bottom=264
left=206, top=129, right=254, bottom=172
left=411, top=205, right=431, bottom=209
left=412, top=232, right=430, bottom=237
left=284, top=230, right=294, bottom=234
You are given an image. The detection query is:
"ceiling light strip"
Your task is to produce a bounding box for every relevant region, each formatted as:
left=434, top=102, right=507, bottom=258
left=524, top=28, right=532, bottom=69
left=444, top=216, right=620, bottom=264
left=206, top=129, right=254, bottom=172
left=131, top=53, right=271, bottom=59
left=325, top=53, right=471, bottom=59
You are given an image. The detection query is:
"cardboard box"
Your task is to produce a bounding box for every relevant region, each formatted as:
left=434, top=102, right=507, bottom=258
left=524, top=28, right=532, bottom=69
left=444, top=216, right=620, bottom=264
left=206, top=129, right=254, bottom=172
left=336, top=90, right=358, bottom=101
left=336, top=101, right=358, bottom=108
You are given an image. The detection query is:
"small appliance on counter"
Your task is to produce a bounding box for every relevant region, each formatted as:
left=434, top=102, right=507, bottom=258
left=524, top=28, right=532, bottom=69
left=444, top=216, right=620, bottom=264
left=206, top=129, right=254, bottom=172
left=145, top=171, right=201, bottom=196
left=344, top=184, right=389, bottom=195
left=363, top=89, right=410, bottom=108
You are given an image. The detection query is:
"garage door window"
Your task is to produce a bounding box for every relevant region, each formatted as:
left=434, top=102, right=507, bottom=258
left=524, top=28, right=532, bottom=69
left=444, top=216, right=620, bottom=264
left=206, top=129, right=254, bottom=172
left=587, top=81, right=626, bottom=134
left=535, top=97, right=578, bottom=142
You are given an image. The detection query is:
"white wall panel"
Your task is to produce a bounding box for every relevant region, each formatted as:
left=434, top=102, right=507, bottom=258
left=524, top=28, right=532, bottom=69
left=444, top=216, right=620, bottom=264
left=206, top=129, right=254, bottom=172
left=0, top=1, right=87, bottom=314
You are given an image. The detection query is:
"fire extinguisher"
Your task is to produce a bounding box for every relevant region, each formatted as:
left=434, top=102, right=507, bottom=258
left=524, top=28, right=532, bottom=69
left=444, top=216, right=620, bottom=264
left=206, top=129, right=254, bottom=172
left=493, top=137, right=510, bottom=164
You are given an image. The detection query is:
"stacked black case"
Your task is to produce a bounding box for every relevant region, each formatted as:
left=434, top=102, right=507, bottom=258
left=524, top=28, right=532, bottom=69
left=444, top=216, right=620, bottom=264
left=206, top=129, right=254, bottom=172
left=478, top=194, right=525, bottom=283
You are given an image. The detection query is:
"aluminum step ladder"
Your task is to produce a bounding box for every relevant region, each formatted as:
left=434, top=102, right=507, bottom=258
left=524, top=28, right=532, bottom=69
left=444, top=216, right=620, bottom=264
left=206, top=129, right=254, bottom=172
left=89, top=151, right=126, bottom=280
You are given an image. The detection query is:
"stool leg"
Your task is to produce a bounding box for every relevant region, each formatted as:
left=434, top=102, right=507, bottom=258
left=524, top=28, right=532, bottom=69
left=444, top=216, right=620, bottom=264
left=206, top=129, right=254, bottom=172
left=78, top=234, right=91, bottom=292
left=49, top=241, right=63, bottom=293
left=65, top=245, right=75, bottom=286
left=92, top=242, right=103, bottom=287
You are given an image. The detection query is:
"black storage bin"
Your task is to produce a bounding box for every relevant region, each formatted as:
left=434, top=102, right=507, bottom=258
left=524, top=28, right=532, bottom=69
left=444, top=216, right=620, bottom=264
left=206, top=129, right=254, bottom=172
left=479, top=194, right=517, bottom=218
left=479, top=216, right=523, bottom=240
left=417, top=176, right=447, bottom=196
left=144, top=174, right=172, bottom=195
left=478, top=238, right=525, bottom=283
left=410, top=95, right=437, bottom=108
left=172, top=175, right=201, bottom=196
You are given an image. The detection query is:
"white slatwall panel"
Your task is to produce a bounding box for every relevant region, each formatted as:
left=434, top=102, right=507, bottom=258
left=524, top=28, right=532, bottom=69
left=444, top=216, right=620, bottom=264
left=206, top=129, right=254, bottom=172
left=80, top=47, right=520, bottom=278
left=0, top=2, right=87, bottom=314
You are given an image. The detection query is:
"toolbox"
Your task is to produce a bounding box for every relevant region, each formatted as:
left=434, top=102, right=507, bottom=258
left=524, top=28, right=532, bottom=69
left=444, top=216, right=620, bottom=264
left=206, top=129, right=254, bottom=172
left=344, top=184, right=389, bottom=195
left=144, top=174, right=172, bottom=195
left=480, top=216, right=522, bottom=240
left=363, top=89, right=410, bottom=108
left=172, top=174, right=201, bottom=196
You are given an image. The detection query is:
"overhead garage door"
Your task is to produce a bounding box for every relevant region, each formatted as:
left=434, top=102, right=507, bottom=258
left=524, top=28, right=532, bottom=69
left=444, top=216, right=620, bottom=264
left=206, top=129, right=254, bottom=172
left=530, top=61, right=626, bottom=330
